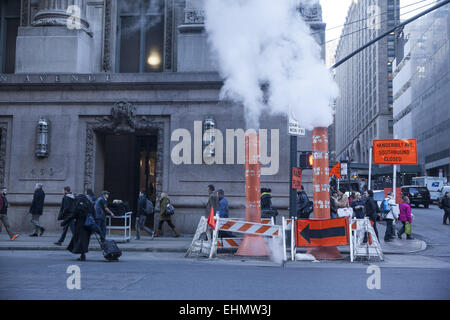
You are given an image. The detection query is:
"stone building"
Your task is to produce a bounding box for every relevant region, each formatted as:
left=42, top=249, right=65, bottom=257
left=334, top=0, right=400, bottom=164
left=393, top=4, right=450, bottom=180
left=0, top=0, right=325, bottom=233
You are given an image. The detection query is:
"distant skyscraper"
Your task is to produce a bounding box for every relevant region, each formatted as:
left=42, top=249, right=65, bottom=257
left=393, top=4, right=450, bottom=179
left=334, top=0, right=399, bottom=164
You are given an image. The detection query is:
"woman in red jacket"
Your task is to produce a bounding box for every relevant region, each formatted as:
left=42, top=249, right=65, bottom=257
left=398, top=196, right=414, bottom=240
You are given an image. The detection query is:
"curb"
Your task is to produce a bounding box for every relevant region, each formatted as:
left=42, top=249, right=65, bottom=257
left=0, top=246, right=188, bottom=253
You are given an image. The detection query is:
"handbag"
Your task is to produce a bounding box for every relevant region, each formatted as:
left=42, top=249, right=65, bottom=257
left=405, top=221, right=412, bottom=235
left=84, top=213, right=97, bottom=232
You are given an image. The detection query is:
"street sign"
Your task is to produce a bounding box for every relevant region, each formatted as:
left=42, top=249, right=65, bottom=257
left=340, top=162, right=348, bottom=176
left=295, top=217, right=349, bottom=247
left=288, top=113, right=306, bottom=136
left=292, top=167, right=302, bottom=190
left=372, top=139, right=418, bottom=165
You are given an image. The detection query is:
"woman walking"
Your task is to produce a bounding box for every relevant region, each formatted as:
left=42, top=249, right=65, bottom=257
left=398, top=196, right=413, bottom=240
left=154, top=193, right=180, bottom=238
left=62, top=194, right=94, bottom=261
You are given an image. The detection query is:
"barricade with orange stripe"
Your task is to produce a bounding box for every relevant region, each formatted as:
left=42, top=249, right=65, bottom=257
left=349, top=218, right=383, bottom=262
left=209, top=215, right=281, bottom=258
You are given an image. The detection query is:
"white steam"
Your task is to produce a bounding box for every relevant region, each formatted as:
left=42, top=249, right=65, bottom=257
left=204, top=0, right=339, bottom=130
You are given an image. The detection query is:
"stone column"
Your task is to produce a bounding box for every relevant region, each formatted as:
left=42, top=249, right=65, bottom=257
left=177, top=0, right=216, bottom=72
left=32, top=0, right=91, bottom=36
left=15, top=0, right=94, bottom=73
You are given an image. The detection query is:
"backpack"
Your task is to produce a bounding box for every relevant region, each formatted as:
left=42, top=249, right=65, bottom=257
left=144, top=199, right=154, bottom=215
left=380, top=199, right=390, bottom=213
left=165, top=202, right=175, bottom=216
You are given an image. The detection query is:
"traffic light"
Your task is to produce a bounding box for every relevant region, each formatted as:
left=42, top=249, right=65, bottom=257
left=299, top=151, right=313, bottom=169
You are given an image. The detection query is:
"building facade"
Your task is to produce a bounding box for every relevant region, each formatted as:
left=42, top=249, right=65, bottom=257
left=393, top=4, right=450, bottom=180
left=0, top=0, right=326, bottom=233
left=334, top=0, right=399, bottom=164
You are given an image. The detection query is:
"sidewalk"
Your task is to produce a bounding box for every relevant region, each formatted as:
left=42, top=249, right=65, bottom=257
left=0, top=220, right=427, bottom=255
left=0, top=231, right=192, bottom=253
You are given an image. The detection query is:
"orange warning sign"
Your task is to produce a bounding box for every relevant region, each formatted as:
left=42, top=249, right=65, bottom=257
left=373, top=139, right=418, bottom=165
left=296, top=217, right=349, bottom=247
left=292, top=167, right=302, bottom=190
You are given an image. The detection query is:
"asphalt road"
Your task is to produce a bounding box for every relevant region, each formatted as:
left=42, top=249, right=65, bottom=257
left=0, top=204, right=448, bottom=300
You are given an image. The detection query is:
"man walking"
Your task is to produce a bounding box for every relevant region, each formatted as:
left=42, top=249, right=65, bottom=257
left=135, top=190, right=154, bottom=240
left=54, top=186, right=75, bottom=246
left=382, top=192, right=398, bottom=242
left=206, top=184, right=219, bottom=216
left=442, top=192, right=450, bottom=225
left=217, top=189, right=231, bottom=238
left=0, top=187, right=20, bottom=240
left=29, top=183, right=45, bottom=237
left=94, top=191, right=115, bottom=241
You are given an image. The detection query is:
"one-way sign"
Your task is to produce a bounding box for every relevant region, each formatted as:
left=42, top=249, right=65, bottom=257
left=288, top=113, right=306, bottom=136
left=295, top=217, right=349, bottom=247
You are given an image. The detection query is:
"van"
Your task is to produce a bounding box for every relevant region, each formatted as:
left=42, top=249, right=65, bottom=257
left=412, top=176, right=448, bottom=202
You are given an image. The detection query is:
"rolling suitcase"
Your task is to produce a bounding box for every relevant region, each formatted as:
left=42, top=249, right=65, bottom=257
left=94, top=233, right=122, bottom=262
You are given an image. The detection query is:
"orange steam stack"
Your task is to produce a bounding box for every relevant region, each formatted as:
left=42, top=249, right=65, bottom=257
left=307, top=127, right=342, bottom=260
left=235, top=132, right=269, bottom=257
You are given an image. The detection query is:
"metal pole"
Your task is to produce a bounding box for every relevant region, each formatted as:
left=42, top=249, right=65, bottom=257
left=393, top=164, right=397, bottom=203
left=369, top=146, right=373, bottom=191
left=289, top=135, right=298, bottom=218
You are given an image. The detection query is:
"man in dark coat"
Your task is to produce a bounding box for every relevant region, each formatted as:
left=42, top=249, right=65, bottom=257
left=261, top=188, right=278, bottom=224
left=206, top=184, right=219, bottom=216
left=297, top=185, right=310, bottom=218
left=442, top=192, right=450, bottom=225
left=54, top=186, right=75, bottom=246
left=29, top=183, right=45, bottom=237
left=364, top=190, right=380, bottom=240
left=0, top=187, right=20, bottom=240
left=63, top=194, right=94, bottom=261
left=135, top=190, right=154, bottom=240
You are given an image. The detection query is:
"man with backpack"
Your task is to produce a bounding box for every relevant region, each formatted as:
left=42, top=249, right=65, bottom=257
left=54, top=186, right=75, bottom=246
left=381, top=192, right=399, bottom=242
left=135, top=190, right=154, bottom=240
left=297, top=186, right=313, bottom=219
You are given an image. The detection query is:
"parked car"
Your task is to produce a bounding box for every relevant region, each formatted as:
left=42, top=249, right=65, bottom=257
left=401, top=186, right=431, bottom=208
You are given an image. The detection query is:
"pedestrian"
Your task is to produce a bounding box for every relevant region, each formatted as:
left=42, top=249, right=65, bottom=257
left=54, top=186, right=75, bottom=246
left=29, top=183, right=45, bottom=237
left=94, top=191, right=116, bottom=241
left=261, top=188, right=278, bottom=223
left=337, top=189, right=349, bottom=209
left=154, top=193, right=180, bottom=238
left=135, top=190, right=154, bottom=240
left=297, top=185, right=310, bottom=218
left=62, top=193, right=95, bottom=261
left=349, top=192, right=355, bottom=207
left=217, top=189, right=232, bottom=238
left=351, top=192, right=365, bottom=219
left=441, top=192, right=450, bottom=225
left=86, top=188, right=96, bottom=204
left=206, top=184, right=219, bottom=216
left=398, top=196, right=414, bottom=240
left=330, top=191, right=338, bottom=219
left=364, top=190, right=380, bottom=240
left=0, top=187, right=20, bottom=240
left=382, top=192, right=398, bottom=242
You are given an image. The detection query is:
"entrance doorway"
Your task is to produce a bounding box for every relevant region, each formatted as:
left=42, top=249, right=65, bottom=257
left=102, top=133, right=158, bottom=228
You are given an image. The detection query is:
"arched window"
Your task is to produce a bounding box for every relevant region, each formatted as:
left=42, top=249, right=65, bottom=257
left=116, top=0, right=165, bottom=73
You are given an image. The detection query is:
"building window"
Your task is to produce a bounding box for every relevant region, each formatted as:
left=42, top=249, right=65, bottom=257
left=388, top=120, right=393, bottom=134
left=116, top=0, right=165, bottom=73
left=0, top=0, right=20, bottom=74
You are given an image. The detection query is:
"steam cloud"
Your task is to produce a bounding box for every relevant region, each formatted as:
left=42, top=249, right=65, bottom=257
left=204, top=0, right=339, bottom=130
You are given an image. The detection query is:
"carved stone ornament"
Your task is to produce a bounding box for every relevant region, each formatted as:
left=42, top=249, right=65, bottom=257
left=184, top=8, right=205, bottom=24
left=299, top=3, right=322, bottom=21
left=110, top=101, right=137, bottom=133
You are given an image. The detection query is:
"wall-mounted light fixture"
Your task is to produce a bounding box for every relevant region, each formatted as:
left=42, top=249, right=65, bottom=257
left=35, top=118, right=50, bottom=158
left=203, top=118, right=216, bottom=158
